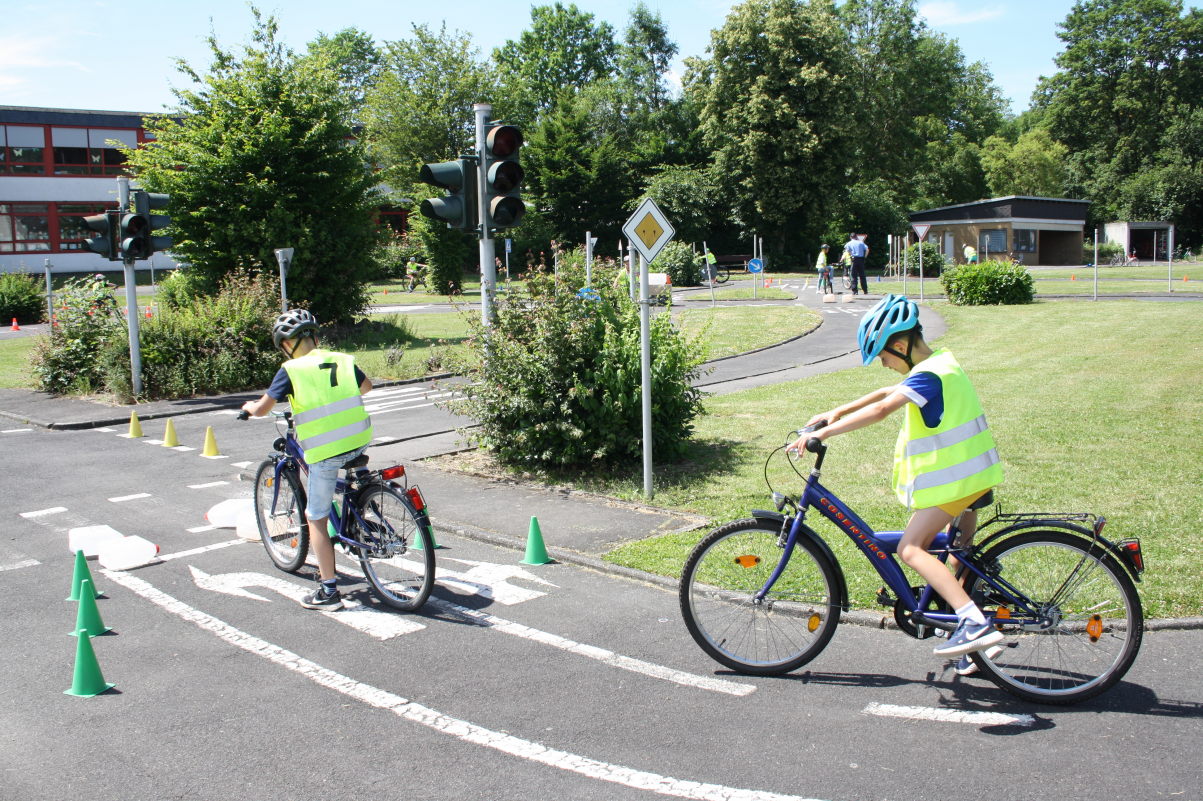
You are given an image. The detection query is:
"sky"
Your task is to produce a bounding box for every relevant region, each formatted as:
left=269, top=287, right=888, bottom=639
left=0, top=1, right=1188, bottom=117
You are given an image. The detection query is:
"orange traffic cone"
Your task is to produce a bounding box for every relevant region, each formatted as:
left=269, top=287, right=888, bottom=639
left=1071, top=274, right=1076, bottom=281
left=145, top=306, right=153, bottom=318
left=10, top=318, right=18, bottom=331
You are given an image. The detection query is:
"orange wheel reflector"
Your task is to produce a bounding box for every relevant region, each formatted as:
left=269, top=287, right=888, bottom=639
left=265, top=477, right=274, bottom=487
left=734, top=555, right=761, bottom=568
left=1086, top=614, right=1104, bottom=642
left=289, top=538, right=298, bottom=548
left=995, top=606, right=1011, bottom=618
left=807, top=613, right=821, bottom=633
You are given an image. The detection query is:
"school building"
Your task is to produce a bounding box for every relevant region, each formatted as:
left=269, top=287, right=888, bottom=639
left=908, top=196, right=1091, bottom=266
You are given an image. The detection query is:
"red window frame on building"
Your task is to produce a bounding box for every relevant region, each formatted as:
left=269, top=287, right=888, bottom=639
left=0, top=201, right=117, bottom=254
left=2, top=123, right=144, bottom=176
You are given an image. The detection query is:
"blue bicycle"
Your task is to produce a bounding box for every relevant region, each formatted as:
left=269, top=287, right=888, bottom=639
left=240, top=410, right=436, bottom=612
left=680, top=426, right=1146, bottom=704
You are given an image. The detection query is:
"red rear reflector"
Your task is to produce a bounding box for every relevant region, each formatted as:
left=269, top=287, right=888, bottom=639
left=380, top=465, right=405, bottom=481
left=406, top=487, right=425, bottom=512
left=1122, top=540, right=1144, bottom=572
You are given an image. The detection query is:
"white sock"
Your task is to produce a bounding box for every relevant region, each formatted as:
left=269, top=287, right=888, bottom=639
left=956, top=602, right=986, bottom=626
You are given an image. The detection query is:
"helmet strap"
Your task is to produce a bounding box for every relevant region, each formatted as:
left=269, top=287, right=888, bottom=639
left=883, top=328, right=919, bottom=370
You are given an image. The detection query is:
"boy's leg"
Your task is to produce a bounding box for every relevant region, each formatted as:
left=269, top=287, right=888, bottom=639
left=897, top=507, right=973, bottom=612
left=309, top=517, right=336, bottom=581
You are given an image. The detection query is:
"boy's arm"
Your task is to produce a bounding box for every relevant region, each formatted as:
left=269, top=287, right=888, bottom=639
left=241, top=393, right=276, bottom=417
left=790, top=386, right=907, bottom=453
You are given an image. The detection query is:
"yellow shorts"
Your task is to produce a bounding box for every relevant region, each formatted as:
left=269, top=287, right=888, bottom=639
left=936, top=489, right=991, bottom=517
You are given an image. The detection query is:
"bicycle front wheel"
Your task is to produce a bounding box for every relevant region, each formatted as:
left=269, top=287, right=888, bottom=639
left=680, top=519, right=841, bottom=675
left=254, top=460, right=308, bottom=573
left=355, top=484, right=436, bottom=611
left=714, top=267, right=731, bottom=284
left=964, top=530, right=1143, bottom=704
left=841, top=271, right=852, bottom=290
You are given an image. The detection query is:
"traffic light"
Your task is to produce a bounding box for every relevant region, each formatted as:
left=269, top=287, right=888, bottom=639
left=119, top=206, right=150, bottom=260
left=82, top=209, right=120, bottom=261
left=418, top=158, right=478, bottom=231
left=139, top=191, right=173, bottom=257
left=482, top=124, right=525, bottom=231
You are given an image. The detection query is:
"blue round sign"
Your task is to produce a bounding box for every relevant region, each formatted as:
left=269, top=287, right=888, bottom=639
left=747, top=258, right=764, bottom=273
left=577, top=287, right=600, bottom=301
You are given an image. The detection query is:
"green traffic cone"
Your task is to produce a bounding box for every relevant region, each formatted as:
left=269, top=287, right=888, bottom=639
left=66, top=549, right=101, bottom=601
left=64, top=627, right=115, bottom=697
left=520, top=516, right=552, bottom=565
left=412, top=522, right=441, bottom=551
left=69, top=580, right=111, bottom=638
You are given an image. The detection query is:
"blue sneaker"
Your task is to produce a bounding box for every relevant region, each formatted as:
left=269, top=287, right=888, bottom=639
left=933, top=619, right=1003, bottom=657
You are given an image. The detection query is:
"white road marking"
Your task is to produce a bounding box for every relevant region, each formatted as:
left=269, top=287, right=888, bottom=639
left=20, top=506, right=67, bottom=518
left=188, top=481, right=230, bottom=489
left=187, top=524, right=219, bottom=533
left=231, top=461, right=255, bottom=469
left=109, top=493, right=152, bottom=503
left=189, top=566, right=424, bottom=640
left=863, top=702, right=1035, bottom=728
left=2, top=427, right=32, bottom=433
left=0, top=558, right=39, bottom=571
left=158, top=539, right=242, bottom=560
left=103, top=570, right=815, bottom=801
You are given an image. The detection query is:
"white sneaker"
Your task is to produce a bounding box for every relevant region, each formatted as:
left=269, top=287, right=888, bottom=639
left=933, top=619, right=1004, bottom=657
left=955, top=645, right=1004, bottom=676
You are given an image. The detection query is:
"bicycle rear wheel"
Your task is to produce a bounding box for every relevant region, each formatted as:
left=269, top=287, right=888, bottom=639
left=841, top=270, right=852, bottom=290
left=964, top=530, right=1143, bottom=704
left=355, top=484, right=436, bottom=611
left=680, top=519, right=841, bottom=675
left=254, top=460, right=308, bottom=573
left=714, top=266, right=731, bottom=284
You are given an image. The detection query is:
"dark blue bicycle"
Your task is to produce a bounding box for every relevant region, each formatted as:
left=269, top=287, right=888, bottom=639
left=240, top=410, right=436, bottom=612
left=680, top=426, right=1145, bottom=704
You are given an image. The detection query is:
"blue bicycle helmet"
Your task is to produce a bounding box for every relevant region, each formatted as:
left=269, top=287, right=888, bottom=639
left=857, top=294, right=920, bottom=366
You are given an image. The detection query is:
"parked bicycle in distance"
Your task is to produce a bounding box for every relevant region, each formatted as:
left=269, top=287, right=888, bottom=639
left=680, top=424, right=1145, bottom=704
left=239, top=409, right=436, bottom=612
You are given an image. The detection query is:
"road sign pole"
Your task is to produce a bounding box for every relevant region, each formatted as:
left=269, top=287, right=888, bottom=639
left=639, top=250, right=653, bottom=499
left=44, top=259, right=53, bottom=327
left=274, top=248, right=294, bottom=312
left=474, top=103, right=497, bottom=328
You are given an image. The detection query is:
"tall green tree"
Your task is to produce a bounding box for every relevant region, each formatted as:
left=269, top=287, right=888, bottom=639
left=124, top=8, right=378, bottom=325
left=980, top=129, right=1069, bottom=197
left=618, top=2, right=678, bottom=112
left=688, top=0, right=853, bottom=263
left=305, top=28, right=382, bottom=116
left=493, top=3, right=618, bottom=125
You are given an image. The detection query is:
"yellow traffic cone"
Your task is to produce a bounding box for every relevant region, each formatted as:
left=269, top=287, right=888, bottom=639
left=128, top=411, right=144, bottom=438
left=162, top=419, right=179, bottom=448
left=202, top=426, right=220, bottom=457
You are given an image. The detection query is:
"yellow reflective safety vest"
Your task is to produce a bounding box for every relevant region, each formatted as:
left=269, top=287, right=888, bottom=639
left=892, top=349, right=1003, bottom=509
left=283, top=348, right=373, bottom=464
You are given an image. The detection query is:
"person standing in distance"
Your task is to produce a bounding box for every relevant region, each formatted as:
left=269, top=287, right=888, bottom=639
left=844, top=233, right=870, bottom=295
left=242, top=309, right=374, bottom=610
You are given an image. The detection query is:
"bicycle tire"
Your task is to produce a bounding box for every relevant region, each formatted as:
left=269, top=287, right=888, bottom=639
left=254, top=460, right=309, bottom=573
left=714, top=267, right=731, bottom=285
left=841, top=270, right=852, bottom=290
left=963, top=530, right=1143, bottom=704
left=355, top=484, right=436, bottom=611
left=680, top=518, right=841, bottom=675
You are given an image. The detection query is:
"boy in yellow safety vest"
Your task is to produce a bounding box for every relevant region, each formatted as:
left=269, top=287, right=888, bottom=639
left=787, top=295, right=1004, bottom=668
left=242, top=309, right=374, bottom=610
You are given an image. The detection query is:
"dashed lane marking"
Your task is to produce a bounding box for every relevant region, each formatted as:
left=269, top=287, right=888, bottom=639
left=188, top=481, right=230, bottom=489
left=104, top=569, right=821, bottom=801
left=20, top=506, right=67, bottom=519
left=0, top=559, right=39, bottom=571
left=863, top=702, right=1035, bottom=728
left=109, top=493, right=152, bottom=503
left=158, top=539, right=243, bottom=561
left=2, top=427, right=32, bottom=433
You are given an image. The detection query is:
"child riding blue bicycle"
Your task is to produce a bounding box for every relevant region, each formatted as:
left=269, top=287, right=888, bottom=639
left=786, top=294, right=1004, bottom=664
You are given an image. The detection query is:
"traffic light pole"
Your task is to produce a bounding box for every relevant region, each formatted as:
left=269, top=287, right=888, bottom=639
left=474, top=103, right=497, bottom=328
left=117, top=177, right=144, bottom=396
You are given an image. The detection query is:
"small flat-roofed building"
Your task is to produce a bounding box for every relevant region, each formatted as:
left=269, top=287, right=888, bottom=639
left=909, top=196, right=1090, bottom=266
left=1103, top=220, right=1175, bottom=262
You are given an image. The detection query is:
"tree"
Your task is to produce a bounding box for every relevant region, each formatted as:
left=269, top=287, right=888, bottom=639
left=617, top=2, right=678, bottom=112
left=493, top=3, right=618, bottom=124
left=124, top=8, right=379, bottom=325
left=688, top=0, right=853, bottom=264
left=980, top=129, right=1069, bottom=197
left=305, top=28, right=383, bottom=116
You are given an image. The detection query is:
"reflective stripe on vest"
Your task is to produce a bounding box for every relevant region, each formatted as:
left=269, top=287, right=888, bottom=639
left=283, top=349, right=373, bottom=464
left=892, top=349, right=1002, bottom=509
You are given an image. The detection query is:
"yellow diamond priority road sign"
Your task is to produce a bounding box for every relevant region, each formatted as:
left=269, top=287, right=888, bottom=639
left=622, top=198, right=676, bottom=263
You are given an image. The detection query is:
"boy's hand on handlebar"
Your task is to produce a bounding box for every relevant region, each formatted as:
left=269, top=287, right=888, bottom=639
left=785, top=419, right=827, bottom=454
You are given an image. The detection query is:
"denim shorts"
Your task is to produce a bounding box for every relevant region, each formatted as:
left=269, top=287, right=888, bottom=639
left=304, top=445, right=368, bottom=522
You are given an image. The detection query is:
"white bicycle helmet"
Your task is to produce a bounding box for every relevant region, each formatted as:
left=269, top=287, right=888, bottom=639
left=272, top=309, right=318, bottom=350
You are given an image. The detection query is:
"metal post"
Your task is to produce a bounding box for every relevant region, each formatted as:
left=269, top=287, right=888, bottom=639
left=1168, top=225, right=1175, bottom=293
left=639, top=251, right=653, bottom=499
left=1093, top=230, right=1099, bottom=301
left=474, top=103, right=497, bottom=327
left=44, top=259, right=53, bottom=327
left=274, top=248, right=294, bottom=312
left=585, top=230, right=592, bottom=288
left=114, top=177, right=143, bottom=396
left=918, top=241, right=924, bottom=303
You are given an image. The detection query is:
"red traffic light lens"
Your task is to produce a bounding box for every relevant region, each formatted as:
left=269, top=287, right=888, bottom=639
left=487, top=125, right=522, bottom=158
left=488, top=160, right=524, bottom=193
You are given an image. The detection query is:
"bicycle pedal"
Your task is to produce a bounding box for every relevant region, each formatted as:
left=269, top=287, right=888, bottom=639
left=876, top=586, right=895, bottom=606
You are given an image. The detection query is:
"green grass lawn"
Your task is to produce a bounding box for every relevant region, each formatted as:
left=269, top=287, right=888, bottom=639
left=595, top=300, right=1203, bottom=619
left=0, top=337, right=37, bottom=389
left=677, top=305, right=819, bottom=360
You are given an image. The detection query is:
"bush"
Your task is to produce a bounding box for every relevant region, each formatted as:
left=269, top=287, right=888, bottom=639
left=446, top=266, right=706, bottom=469
left=370, top=230, right=425, bottom=281
left=901, top=241, right=947, bottom=276
left=651, top=241, right=702, bottom=287
left=0, top=272, right=45, bottom=324
left=127, top=270, right=282, bottom=400
left=156, top=268, right=212, bottom=311
left=32, top=274, right=126, bottom=394
left=941, top=259, right=1035, bottom=305
left=1083, top=239, right=1123, bottom=264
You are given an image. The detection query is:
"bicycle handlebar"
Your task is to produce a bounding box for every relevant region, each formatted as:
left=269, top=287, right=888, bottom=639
left=237, top=410, right=250, bottom=421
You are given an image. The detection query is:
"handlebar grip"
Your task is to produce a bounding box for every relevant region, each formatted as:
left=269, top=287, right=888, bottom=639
left=805, top=437, right=824, bottom=453
left=236, top=410, right=250, bottom=421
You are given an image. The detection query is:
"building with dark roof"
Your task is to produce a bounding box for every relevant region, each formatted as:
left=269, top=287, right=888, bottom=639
left=908, top=196, right=1090, bottom=266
